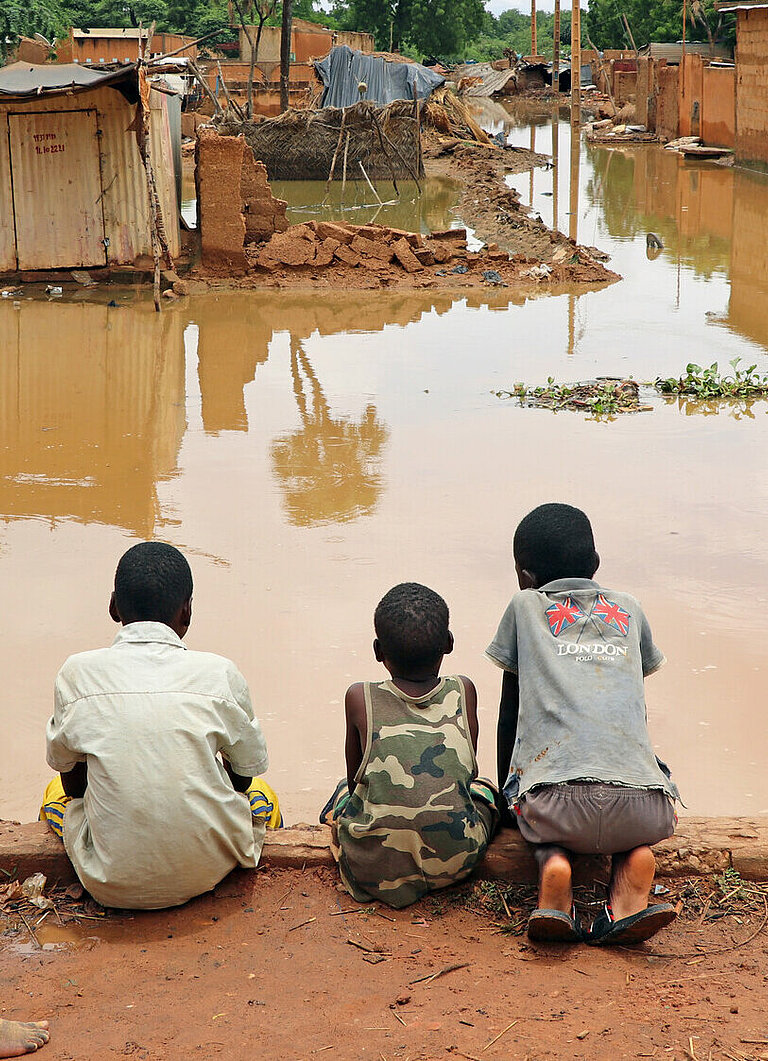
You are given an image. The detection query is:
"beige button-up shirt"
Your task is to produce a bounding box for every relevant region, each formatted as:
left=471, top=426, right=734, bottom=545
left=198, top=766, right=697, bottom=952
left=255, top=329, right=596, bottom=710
left=46, top=621, right=268, bottom=909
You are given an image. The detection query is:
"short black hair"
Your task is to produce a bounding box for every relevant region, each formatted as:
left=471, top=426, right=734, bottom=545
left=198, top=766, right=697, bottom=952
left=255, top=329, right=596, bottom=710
left=513, top=503, right=598, bottom=587
left=374, top=582, right=449, bottom=672
left=114, top=542, right=193, bottom=625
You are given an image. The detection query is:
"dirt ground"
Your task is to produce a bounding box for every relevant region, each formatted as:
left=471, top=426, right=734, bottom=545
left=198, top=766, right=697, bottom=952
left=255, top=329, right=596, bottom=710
left=3, top=866, right=768, bottom=1061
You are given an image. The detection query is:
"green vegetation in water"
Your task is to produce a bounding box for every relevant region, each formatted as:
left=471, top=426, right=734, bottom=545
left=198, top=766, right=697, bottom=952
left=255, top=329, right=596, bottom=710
left=655, top=359, right=768, bottom=399
left=494, top=376, right=650, bottom=419
left=496, top=361, right=768, bottom=419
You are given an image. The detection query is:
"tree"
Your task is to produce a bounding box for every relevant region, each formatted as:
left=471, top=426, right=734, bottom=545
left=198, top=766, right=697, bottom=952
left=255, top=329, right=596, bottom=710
left=333, top=0, right=483, bottom=57
left=1, top=0, right=66, bottom=56
left=586, top=0, right=734, bottom=50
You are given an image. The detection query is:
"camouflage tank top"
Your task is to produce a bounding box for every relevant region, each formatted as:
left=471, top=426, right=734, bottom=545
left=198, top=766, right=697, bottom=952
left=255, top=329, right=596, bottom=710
left=334, top=676, right=492, bottom=909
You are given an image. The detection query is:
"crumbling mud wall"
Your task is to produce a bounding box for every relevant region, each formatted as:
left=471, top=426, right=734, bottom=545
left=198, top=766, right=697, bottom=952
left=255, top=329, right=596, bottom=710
left=196, top=128, right=288, bottom=272
left=657, top=65, right=680, bottom=142
left=734, top=6, right=768, bottom=169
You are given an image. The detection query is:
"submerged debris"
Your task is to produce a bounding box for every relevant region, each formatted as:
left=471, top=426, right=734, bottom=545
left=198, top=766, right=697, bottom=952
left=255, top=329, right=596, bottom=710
left=496, top=377, right=650, bottom=417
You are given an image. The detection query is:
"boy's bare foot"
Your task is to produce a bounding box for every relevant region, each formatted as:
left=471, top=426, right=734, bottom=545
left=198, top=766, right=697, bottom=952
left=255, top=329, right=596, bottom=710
left=610, top=845, right=656, bottom=920
left=0, top=1019, right=50, bottom=1057
left=536, top=847, right=572, bottom=914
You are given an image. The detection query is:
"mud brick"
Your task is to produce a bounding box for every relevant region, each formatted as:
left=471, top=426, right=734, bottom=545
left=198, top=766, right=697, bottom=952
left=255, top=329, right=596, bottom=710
left=290, top=223, right=317, bottom=242
left=350, top=234, right=394, bottom=262
left=358, top=256, right=387, bottom=272
left=428, top=242, right=453, bottom=263
left=313, top=237, right=340, bottom=267
left=412, top=247, right=435, bottom=266
left=487, top=249, right=510, bottom=261
left=430, top=228, right=468, bottom=246
left=392, top=237, right=424, bottom=273
left=334, top=244, right=362, bottom=267
left=357, top=225, right=389, bottom=241
left=316, top=221, right=355, bottom=244
left=384, top=227, right=422, bottom=247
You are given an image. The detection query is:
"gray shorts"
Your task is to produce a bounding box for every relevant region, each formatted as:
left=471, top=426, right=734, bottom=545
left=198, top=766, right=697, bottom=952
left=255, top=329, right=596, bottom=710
left=517, top=781, right=676, bottom=855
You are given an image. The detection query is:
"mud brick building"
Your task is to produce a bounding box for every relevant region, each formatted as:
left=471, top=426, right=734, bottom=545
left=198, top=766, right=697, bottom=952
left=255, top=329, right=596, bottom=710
left=718, top=0, right=768, bottom=169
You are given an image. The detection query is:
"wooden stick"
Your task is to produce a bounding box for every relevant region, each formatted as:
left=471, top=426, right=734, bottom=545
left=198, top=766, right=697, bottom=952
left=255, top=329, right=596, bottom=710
left=341, top=131, right=349, bottom=201
left=187, top=58, right=225, bottom=118
left=410, top=962, right=469, bottom=986
left=358, top=160, right=383, bottom=205
left=288, top=917, right=316, bottom=931
left=391, top=1009, right=406, bottom=1027
left=18, top=910, right=41, bottom=949
left=483, top=1020, right=518, bottom=1051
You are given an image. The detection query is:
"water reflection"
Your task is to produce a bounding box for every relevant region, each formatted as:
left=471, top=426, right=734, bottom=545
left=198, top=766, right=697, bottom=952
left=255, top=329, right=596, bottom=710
left=0, top=301, right=185, bottom=536
left=271, top=339, right=388, bottom=526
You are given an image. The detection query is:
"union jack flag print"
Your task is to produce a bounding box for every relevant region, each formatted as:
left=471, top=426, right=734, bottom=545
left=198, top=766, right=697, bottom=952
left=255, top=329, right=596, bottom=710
left=593, top=594, right=630, bottom=635
left=545, top=596, right=583, bottom=636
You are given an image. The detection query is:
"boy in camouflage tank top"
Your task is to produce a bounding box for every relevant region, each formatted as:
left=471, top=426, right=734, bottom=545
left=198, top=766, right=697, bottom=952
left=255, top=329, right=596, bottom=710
left=320, top=583, right=499, bottom=909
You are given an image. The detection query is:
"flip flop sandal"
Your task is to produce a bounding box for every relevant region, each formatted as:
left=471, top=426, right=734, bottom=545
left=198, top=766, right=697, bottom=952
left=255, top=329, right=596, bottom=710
left=587, top=903, right=677, bottom=945
left=527, top=907, right=584, bottom=943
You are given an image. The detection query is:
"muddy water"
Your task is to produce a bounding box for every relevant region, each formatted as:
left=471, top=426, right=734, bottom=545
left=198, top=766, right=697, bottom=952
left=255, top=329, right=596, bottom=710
left=3, top=118, right=768, bottom=826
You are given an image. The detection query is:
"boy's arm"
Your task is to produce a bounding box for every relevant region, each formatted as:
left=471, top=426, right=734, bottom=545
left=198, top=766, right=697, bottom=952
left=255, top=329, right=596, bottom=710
left=61, top=761, right=88, bottom=798
left=496, top=670, right=519, bottom=793
left=344, top=683, right=366, bottom=792
left=459, top=676, right=479, bottom=753
left=222, top=757, right=252, bottom=793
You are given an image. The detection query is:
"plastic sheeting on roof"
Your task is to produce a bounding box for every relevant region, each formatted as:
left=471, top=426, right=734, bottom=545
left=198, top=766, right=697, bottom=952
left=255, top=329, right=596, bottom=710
left=314, top=45, right=444, bottom=109
left=0, top=61, right=137, bottom=98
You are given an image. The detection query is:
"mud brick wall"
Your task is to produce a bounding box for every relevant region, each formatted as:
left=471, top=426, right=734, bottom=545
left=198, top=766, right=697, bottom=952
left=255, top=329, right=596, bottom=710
left=702, top=65, right=735, bottom=148
left=729, top=168, right=768, bottom=343
left=612, top=69, right=637, bottom=105
left=735, top=7, right=768, bottom=169
left=196, top=128, right=288, bottom=272
left=636, top=57, right=651, bottom=127
left=657, top=65, right=680, bottom=141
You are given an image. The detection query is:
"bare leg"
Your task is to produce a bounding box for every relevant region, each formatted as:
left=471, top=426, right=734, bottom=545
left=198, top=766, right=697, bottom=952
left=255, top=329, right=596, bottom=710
left=610, top=845, right=656, bottom=921
left=0, top=1020, right=49, bottom=1057
left=535, top=845, right=572, bottom=914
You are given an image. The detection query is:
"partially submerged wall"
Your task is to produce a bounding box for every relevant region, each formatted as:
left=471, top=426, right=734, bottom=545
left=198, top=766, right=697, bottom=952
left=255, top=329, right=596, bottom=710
left=702, top=64, right=735, bottom=147
left=734, top=6, right=768, bottom=169
left=195, top=127, right=288, bottom=271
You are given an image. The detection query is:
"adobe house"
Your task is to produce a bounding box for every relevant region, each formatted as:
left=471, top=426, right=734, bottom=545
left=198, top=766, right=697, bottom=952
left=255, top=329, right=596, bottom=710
left=716, top=0, right=768, bottom=169
left=56, top=28, right=198, bottom=66
left=0, top=63, right=180, bottom=274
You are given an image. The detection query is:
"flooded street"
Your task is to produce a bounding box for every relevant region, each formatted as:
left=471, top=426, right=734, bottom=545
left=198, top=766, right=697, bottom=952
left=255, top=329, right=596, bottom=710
left=3, top=108, right=768, bottom=825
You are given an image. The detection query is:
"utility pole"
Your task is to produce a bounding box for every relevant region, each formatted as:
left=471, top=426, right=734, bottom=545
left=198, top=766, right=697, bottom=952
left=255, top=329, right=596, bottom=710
left=530, top=0, right=537, bottom=56
left=570, top=0, right=581, bottom=124
left=280, top=0, right=293, bottom=113
left=553, top=0, right=561, bottom=90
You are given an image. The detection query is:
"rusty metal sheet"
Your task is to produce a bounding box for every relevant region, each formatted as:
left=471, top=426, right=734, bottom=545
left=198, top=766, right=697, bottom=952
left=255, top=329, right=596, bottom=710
left=9, top=109, right=106, bottom=270
left=0, top=116, right=17, bottom=270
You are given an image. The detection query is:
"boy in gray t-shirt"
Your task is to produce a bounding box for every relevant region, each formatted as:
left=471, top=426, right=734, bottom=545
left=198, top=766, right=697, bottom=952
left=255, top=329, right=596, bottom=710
left=487, top=503, right=679, bottom=945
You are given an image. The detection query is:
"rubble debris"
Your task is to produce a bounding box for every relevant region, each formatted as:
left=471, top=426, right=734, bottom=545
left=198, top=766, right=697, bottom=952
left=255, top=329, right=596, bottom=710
left=497, top=377, right=651, bottom=417
left=196, top=127, right=288, bottom=272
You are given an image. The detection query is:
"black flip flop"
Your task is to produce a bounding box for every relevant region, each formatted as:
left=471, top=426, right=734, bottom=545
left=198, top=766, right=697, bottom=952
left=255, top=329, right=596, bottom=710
left=527, top=908, right=584, bottom=943
left=587, top=903, right=677, bottom=945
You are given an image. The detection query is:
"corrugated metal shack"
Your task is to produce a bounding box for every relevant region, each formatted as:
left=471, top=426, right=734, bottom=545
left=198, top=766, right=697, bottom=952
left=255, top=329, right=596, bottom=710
left=0, top=62, right=180, bottom=274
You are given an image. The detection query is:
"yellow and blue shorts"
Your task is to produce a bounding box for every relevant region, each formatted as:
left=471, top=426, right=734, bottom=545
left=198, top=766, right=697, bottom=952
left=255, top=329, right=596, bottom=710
left=40, top=774, right=283, bottom=838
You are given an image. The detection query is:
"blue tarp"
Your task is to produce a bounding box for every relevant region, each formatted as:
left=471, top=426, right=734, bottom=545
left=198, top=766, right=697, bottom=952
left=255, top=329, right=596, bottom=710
left=314, top=45, right=444, bottom=109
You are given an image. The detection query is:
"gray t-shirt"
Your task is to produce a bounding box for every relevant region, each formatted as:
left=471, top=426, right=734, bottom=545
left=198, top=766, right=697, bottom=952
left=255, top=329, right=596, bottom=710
left=486, top=578, right=680, bottom=804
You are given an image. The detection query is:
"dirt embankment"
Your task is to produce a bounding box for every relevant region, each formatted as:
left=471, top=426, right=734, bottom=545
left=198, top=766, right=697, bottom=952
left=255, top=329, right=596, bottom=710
left=3, top=866, right=767, bottom=1060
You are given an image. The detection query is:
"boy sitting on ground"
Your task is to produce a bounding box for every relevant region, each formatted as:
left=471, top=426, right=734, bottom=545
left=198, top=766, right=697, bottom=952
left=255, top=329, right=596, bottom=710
left=42, top=542, right=281, bottom=910
left=321, top=582, right=499, bottom=909
left=487, top=504, right=680, bottom=944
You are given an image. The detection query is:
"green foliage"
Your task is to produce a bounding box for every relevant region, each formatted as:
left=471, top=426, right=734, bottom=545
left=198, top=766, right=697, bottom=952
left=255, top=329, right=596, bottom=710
left=655, top=359, right=768, bottom=398
left=1, top=0, right=68, bottom=55
left=586, top=0, right=735, bottom=51
left=332, top=0, right=483, bottom=58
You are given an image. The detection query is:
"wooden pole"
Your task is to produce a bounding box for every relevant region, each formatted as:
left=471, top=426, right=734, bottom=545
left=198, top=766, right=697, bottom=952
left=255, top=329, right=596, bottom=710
left=553, top=0, right=561, bottom=90
left=280, top=0, right=293, bottom=113
left=551, top=111, right=559, bottom=231
left=531, top=0, right=537, bottom=56
left=570, top=0, right=581, bottom=125
left=568, top=111, right=579, bottom=243
left=682, top=0, right=687, bottom=99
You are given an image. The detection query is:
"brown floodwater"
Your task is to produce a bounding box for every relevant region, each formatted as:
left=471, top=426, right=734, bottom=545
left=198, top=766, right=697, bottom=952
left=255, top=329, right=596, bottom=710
left=3, top=112, right=768, bottom=827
